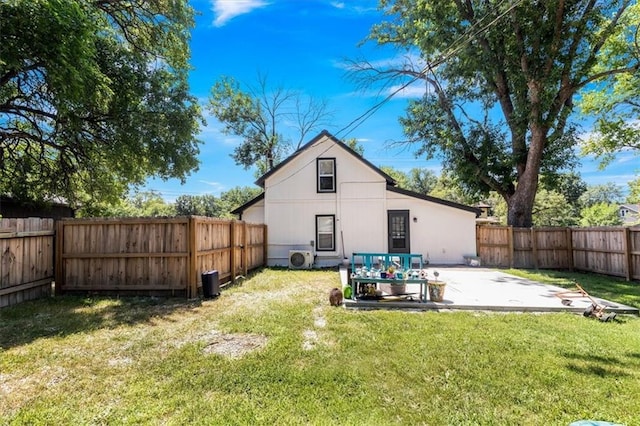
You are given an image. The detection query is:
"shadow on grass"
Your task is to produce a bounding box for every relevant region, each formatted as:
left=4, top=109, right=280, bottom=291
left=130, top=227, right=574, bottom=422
left=0, top=295, right=201, bottom=350
left=562, top=351, right=640, bottom=378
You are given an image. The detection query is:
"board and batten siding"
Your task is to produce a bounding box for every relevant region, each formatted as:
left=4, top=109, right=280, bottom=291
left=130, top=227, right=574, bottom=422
left=258, top=133, right=478, bottom=266
left=386, top=192, right=477, bottom=264
left=241, top=201, right=264, bottom=224
left=263, top=138, right=388, bottom=266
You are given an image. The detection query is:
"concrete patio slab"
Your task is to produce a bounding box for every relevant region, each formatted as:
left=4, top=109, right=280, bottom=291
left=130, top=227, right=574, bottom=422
left=340, top=266, right=639, bottom=315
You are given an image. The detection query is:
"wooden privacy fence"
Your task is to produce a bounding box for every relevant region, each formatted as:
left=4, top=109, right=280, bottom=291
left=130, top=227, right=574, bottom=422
left=1, top=218, right=55, bottom=307
left=56, top=217, right=266, bottom=298
left=477, top=225, right=640, bottom=281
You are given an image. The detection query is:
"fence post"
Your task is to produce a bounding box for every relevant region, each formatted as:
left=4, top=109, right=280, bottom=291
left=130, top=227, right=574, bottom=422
left=566, top=227, right=574, bottom=271
left=623, top=227, right=632, bottom=281
left=55, top=220, right=65, bottom=295
left=229, top=220, right=236, bottom=283
left=531, top=228, right=538, bottom=269
left=508, top=226, right=514, bottom=268
left=242, top=222, right=248, bottom=277
left=188, top=217, right=197, bottom=298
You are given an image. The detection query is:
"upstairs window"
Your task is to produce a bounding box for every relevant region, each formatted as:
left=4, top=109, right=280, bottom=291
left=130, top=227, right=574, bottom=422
left=317, top=158, right=336, bottom=193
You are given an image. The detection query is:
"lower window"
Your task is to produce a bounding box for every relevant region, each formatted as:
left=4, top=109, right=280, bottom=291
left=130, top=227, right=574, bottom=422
left=316, top=215, right=335, bottom=251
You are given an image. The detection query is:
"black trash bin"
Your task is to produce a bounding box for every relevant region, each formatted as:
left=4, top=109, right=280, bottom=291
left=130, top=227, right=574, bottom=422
left=201, top=270, right=220, bottom=299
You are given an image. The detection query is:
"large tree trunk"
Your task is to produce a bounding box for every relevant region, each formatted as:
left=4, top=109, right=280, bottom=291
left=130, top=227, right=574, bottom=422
left=507, top=186, right=536, bottom=227
left=507, top=122, right=546, bottom=227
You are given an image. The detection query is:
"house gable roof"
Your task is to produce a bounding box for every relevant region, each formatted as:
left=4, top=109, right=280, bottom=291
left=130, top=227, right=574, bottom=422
left=254, top=130, right=396, bottom=188
left=386, top=185, right=481, bottom=216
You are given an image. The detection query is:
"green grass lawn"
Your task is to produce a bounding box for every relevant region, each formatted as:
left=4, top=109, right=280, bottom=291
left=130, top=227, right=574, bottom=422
left=1, top=268, right=639, bottom=425
left=505, top=268, right=640, bottom=309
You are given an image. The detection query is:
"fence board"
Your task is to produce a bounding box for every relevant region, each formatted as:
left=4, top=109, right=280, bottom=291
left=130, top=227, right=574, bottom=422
left=56, top=216, right=266, bottom=298
left=0, top=218, right=54, bottom=307
left=476, top=225, right=511, bottom=267
left=477, top=225, right=640, bottom=281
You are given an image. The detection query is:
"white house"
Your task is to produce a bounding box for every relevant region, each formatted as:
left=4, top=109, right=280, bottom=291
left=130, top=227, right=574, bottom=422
left=232, top=130, right=480, bottom=267
left=619, top=204, right=640, bottom=226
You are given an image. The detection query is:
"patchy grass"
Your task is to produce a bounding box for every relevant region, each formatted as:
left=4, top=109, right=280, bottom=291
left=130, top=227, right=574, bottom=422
left=505, top=268, right=640, bottom=309
left=1, top=268, right=640, bottom=424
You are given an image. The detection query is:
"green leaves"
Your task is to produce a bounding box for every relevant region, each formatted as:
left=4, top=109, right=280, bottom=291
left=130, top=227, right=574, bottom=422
left=579, top=203, right=624, bottom=226
left=360, top=0, right=639, bottom=226
left=0, top=0, right=202, bottom=207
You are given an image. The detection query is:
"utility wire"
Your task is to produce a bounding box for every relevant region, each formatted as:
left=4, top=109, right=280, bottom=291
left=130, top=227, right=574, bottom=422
left=336, top=0, right=525, bottom=139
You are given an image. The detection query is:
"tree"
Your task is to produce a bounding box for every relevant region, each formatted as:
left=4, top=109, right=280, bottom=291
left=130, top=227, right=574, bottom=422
left=355, top=0, right=639, bottom=227
left=77, top=191, right=175, bottom=218
left=219, top=186, right=263, bottom=218
left=627, top=177, right=640, bottom=204
left=532, top=189, right=577, bottom=227
left=344, top=138, right=365, bottom=156
left=174, top=195, right=220, bottom=217
left=579, top=203, right=623, bottom=226
left=540, top=172, right=587, bottom=208
left=578, top=1, right=640, bottom=167
left=428, top=172, right=476, bottom=205
left=579, top=183, right=624, bottom=208
left=173, top=186, right=262, bottom=218
left=380, top=166, right=410, bottom=189
left=208, top=74, right=332, bottom=176
left=407, top=168, right=438, bottom=195
left=0, top=0, right=202, bottom=207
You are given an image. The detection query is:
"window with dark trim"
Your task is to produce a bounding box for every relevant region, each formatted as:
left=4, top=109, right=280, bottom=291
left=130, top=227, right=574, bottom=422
left=317, top=158, right=336, bottom=193
left=315, top=215, right=335, bottom=251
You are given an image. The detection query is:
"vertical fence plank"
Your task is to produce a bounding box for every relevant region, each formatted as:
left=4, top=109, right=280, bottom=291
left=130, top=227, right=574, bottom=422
left=0, top=218, right=55, bottom=307
left=623, top=227, right=632, bottom=281
left=476, top=225, right=636, bottom=281
left=188, top=216, right=197, bottom=298
left=508, top=226, right=514, bottom=268
left=242, top=221, right=248, bottom=277
left=229, top=220, right=236, bottom=283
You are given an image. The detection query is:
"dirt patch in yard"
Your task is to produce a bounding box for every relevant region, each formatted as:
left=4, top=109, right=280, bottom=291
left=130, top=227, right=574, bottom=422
left=202, top=332, right=268, bottom=359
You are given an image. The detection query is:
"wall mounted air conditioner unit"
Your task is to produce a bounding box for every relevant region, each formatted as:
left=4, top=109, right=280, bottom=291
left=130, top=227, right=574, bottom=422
left=289, top=250, right=313, bottom=269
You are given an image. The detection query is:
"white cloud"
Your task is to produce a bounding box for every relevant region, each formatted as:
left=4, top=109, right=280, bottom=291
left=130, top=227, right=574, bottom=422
left=199, top=180, right=226, bottom=194
left=331, top=2, right=345, bottom=9
left=211, top=0, right=269, bottom=27
left=386, top=82, right=426, bottom=99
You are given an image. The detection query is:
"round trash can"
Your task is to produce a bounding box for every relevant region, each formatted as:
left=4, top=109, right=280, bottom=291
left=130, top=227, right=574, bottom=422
left=202, top=270, right=220, bottom=299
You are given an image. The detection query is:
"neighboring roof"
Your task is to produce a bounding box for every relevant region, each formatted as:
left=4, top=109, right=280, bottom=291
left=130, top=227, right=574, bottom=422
left=620, top=204, right=639, bottom=213
left=231, top=192, right=264, bottom=215
left=386, top=185, right=481, bottom=216
left=254, top=130, right=397, bottom=188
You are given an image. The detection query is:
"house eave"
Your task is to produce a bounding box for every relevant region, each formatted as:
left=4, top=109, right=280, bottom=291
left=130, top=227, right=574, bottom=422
left=231, top=192, right=265, bottom=216
left=386, top=185, right=481, bottom=216
left=254, top=130, right=397, bottom=188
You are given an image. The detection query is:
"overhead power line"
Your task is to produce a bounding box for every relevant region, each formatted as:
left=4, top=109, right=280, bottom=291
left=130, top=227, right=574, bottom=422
left=335, top=0, right=525, bottom=139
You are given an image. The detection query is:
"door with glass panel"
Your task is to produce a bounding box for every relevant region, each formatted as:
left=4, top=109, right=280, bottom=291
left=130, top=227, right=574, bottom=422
left=387, top=210, right=410, bottom=253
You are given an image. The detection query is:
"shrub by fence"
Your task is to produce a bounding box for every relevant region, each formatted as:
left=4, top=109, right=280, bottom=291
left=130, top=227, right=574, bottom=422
left=477, top=225, right=640, bottom=281
left=0, top=218, right=55, bottom=307
left=56, top=217, right=266, bottom=298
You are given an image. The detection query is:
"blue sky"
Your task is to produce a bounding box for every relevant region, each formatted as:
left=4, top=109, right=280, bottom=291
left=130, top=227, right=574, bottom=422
left=143, top=0, right=638, bottom=201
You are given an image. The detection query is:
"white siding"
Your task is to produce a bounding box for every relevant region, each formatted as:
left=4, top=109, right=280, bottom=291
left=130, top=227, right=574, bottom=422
left=241, top=199, right=264, bottom=224
left=255, top=133, right=478, bottom=267
left=386, top=192, right=477, bottom=264
left=264, top=135, right=387, bottom=266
